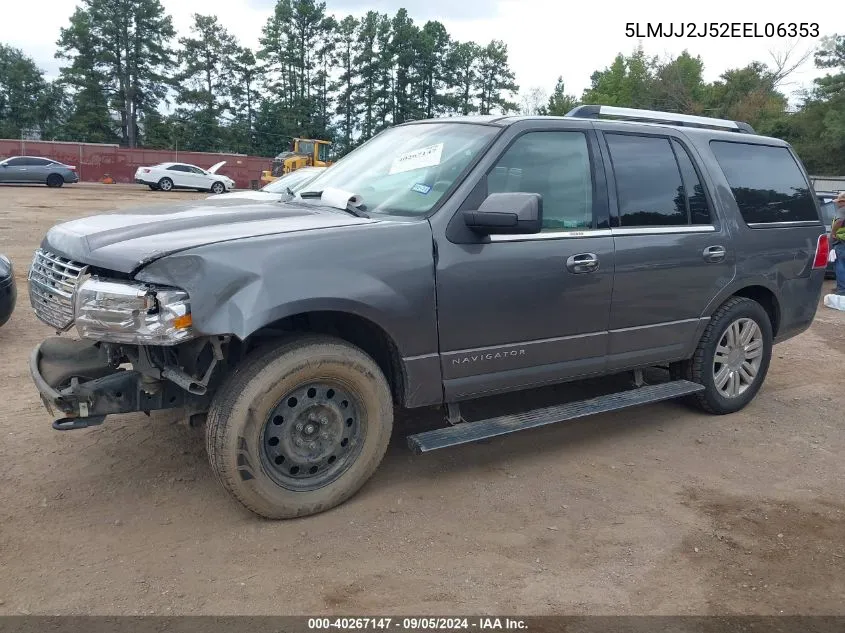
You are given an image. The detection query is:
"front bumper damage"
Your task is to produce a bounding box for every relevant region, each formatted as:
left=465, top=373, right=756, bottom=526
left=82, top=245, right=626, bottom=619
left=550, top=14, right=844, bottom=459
left=30, top=337, right=217, bottom=430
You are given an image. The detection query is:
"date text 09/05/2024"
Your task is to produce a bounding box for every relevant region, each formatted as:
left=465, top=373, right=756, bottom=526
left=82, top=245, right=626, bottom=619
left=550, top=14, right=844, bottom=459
left=625, top=22, right=820, bottom=38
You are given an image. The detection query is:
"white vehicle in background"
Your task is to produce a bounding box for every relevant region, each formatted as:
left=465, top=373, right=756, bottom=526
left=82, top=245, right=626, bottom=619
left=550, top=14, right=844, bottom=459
left=134, top=161, right=235, bottom=194
left=208, top=166, right=325, bottom=201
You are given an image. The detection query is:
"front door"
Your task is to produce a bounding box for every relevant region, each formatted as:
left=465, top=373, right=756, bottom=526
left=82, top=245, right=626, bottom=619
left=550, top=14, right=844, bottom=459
left=598, top=130, right=735, bottom=370
left=165, top=164, right=193, bottom=189
left=434, top=125, right=616, bottom=402
left=1, top=157, right=30, bottom=182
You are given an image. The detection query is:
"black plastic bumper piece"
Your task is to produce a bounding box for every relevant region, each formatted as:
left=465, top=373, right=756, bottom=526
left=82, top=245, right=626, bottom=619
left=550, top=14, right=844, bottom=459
left=30, top=337, right=211, bottom=429
left=406, top=380, right=705, bottom=454
left=53, top=416, right=106, bottom=431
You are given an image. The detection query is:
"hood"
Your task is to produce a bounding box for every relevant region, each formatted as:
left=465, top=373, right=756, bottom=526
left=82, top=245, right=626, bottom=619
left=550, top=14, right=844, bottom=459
left=208, top=161, right=226, bottom=174
left=42, top=198, right=379, bottom=274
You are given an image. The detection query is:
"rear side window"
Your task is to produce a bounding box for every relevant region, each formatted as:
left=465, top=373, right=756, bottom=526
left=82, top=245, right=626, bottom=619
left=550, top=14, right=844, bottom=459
left=606, top=134, right=686, bottom=226
left=710, top=141, right=817, bottom=224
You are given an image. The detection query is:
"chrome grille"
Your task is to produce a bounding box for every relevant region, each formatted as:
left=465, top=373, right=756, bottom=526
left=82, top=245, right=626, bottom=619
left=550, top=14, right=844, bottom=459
left=28, top=249, right=86, bottom=330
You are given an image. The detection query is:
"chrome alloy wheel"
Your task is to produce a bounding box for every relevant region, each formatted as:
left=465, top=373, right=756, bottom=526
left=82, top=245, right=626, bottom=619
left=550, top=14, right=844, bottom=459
left=713, top=317, right=764, bottom=398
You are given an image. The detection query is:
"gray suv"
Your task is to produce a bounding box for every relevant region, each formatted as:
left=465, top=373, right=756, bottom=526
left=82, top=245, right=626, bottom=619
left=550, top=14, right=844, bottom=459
left=26, top=106, right=827, bottom=519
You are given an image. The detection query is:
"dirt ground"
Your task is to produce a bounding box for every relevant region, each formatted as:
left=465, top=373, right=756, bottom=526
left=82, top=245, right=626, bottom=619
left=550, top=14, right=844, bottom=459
left=0, top=183, right=843, bottom=616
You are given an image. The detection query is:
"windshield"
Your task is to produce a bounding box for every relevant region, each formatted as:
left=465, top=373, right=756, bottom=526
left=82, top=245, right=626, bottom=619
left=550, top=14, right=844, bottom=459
left=296, top=123, right=499, bottom=216
left=262, top=169, right=322, bottom=194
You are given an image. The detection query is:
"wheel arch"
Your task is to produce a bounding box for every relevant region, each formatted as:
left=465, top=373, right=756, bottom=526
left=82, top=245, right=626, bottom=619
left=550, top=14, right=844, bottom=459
left=243, top=310, right=407, bottom=407
left=730, top=285, right=781, bottom=338
left=704, top=281, right=781, bottom=338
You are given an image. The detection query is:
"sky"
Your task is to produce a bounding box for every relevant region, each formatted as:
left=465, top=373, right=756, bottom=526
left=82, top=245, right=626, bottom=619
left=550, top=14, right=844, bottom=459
left=0, top=0, right=837, bottom=107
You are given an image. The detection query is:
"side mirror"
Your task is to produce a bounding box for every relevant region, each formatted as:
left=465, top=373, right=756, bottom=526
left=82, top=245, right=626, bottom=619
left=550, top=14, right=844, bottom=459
left=463, top=192, right=542, bottom=235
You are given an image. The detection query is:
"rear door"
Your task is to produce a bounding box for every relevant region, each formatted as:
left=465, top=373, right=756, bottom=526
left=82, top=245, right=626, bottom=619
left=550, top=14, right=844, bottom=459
left=27, top=157, right=53, bottom=183
left=598, top=129, right=735, bottom=370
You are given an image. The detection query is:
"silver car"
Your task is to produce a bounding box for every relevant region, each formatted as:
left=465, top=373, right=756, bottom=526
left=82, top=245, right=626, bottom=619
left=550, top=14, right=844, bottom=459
left=0, top=156, right=79, bottom=187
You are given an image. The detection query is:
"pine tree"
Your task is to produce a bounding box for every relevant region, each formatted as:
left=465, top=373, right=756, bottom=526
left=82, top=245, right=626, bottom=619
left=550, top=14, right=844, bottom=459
left=474, top=40, right=518, bottom=115
left=543, top=77, right=578, bottom=116
left=229, top=47, right=260, bottom=153
left=353, top=11, right=382, bottom=140
left=56, top=0, right=175, bottom=148
left=415, top=21, right=450, bottom=118
left=175, top=14, right=239, bottom=151
left=1, top=44, right=64, bottom=140
left=447, top=41, right=480, bottom=115
left=332, top=15, right=360, bottom=153
left=389, top=9, right=418, bottom=123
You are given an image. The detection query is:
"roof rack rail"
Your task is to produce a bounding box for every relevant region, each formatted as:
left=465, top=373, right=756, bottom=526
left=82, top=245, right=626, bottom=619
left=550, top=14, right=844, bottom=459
left=564, top=105, right=756, bottom=134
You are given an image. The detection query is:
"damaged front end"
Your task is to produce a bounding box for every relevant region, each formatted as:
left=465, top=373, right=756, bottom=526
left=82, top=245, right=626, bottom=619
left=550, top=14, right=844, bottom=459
left=30, top=335, right=230, bottom=431
left=27, top=248, right=235, bottom=430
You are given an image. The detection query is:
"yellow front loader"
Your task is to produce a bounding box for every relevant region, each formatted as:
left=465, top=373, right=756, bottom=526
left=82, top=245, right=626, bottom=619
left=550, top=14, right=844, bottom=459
left=260, top=138, right=333, bottom=185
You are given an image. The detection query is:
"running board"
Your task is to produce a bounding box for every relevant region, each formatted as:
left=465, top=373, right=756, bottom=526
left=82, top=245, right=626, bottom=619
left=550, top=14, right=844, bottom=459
left=407, top=380, right=704, bottom=454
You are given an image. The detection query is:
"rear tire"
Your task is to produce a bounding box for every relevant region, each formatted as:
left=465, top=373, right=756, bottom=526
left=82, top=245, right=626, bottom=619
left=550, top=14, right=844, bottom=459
left=677, top=297, right=773, bottom=415
left=157, top=177, right=173, bottom=192
left=46, top=174, right=64, bottom=188
left=205, top=335, right=393, bottom=519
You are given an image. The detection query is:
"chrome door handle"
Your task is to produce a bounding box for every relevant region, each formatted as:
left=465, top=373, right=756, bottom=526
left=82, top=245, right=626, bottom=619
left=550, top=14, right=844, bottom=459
left=566, top=253, right=599, bottom=273
left=703, top=245, right=726, bottom=263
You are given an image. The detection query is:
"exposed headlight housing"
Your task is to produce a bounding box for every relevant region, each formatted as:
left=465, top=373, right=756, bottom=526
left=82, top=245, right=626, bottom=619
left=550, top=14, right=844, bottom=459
left=74, top=277, right=194, bottom=345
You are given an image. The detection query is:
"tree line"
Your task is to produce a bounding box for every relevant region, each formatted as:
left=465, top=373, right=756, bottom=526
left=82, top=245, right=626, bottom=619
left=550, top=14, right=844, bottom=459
left=0, top=0, right=843, bottom=175
left=522, top=38, right=845, bottom=176
left=0, top=0, right=518, bottom=158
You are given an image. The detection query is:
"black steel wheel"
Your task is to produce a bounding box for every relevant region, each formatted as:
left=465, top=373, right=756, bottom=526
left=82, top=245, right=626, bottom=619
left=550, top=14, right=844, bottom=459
left=46, top=174, right=64, bottom=188
left=260, top=381, right=363, bottom=491
left=206, top=335, right=393, bottom=519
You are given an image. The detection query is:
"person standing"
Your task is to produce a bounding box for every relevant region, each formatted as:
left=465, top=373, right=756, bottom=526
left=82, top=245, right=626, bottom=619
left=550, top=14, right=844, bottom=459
left=831, top=192, right=845, bottom=295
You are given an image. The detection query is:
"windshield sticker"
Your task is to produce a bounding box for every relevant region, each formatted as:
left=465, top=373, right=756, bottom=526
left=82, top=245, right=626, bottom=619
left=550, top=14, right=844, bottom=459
left=411, top=183, right=432, bottom=195
left=389, top=143, right=444, bottom=175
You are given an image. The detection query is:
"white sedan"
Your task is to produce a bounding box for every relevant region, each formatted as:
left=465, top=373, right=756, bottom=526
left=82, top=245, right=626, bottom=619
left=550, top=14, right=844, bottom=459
left=208, top=166, right=325, bottom=201
left=134, top=161, right=235, bottom=194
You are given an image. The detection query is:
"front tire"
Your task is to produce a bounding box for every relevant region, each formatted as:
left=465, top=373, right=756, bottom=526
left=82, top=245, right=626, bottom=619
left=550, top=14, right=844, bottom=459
left=210, top=181, right=225, bottom=195
left=678, top=296, right=773, bottom=415
left=205, top=335, right=393, bottom=519
left=157, top=177, right=173, bottom=192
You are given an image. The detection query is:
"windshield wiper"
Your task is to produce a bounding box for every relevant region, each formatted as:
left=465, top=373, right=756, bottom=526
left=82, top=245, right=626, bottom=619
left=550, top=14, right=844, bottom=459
left=296, top=190, right=369, bottom=218
left=342, top=205, right=369, bottom=218
left=279, top=186, right=296, bottom=201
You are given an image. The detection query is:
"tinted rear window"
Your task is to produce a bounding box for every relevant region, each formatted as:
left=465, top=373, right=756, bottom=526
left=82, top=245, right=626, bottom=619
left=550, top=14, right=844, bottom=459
left=710, top=141, right=818, bottom=224
left=606, top=134, right=686, bottom=227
